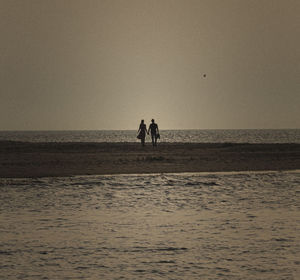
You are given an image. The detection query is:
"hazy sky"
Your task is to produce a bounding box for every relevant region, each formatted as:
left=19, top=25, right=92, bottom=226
left=1, top=0, right=299, bottom=130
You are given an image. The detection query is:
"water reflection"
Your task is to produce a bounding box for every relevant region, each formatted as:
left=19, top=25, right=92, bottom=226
left=0, top=171, right=299, bottom=279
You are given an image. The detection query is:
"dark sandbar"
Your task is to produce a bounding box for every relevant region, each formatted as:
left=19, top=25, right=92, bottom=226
left=0, top=141, right=299, bottom=178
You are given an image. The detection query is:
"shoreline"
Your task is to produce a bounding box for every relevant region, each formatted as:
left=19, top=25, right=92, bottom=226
left=3, top=170, right=299, bottom=180
left=0, top=141, right=299, bottom=178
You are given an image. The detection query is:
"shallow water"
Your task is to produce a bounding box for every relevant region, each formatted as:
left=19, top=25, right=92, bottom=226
left=0, top=171, right=299, bottom=279
left=0, top=129, right=299, bottom=143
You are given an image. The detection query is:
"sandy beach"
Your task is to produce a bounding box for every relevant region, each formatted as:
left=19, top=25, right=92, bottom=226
left=0, top=141, right=299, bottom=178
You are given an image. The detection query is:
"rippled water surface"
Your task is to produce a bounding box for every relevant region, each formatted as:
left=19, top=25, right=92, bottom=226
left=1, top=172, right=299, bottom=279
left=0, top=129, right=299, bottom=143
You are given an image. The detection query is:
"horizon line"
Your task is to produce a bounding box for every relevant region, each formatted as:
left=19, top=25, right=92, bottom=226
left=0, top=128, right=299, bottom=132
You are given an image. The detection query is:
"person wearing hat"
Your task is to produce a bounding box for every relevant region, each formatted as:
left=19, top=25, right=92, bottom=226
left=148, top=119, right=159, bottom=147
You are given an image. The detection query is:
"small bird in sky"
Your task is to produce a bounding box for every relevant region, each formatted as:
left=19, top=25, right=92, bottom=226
left=203, top=74, right=207, bottom=78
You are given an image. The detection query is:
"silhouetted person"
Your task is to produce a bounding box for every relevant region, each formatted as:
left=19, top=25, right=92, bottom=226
left=148, top=119, right=159, bottom=146
left=137, top=119, right=147, bottom=146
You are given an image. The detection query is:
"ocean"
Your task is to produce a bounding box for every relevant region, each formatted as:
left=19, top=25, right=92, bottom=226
left=0, top=129, right=299, bottom=143
left=1, top=130, right=299, bottom=279
left=1, top=171, right=299, bottom=279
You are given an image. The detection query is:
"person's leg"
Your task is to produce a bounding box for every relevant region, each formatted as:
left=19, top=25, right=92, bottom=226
left=141, top=137, right=145, bottom=146
left=151, top=134, right=155, bottom=146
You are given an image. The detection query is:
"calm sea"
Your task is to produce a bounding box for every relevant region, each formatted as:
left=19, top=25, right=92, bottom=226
left=1, top=130, right=299, bottom=279
left=0, top=171, right=299, bottom=279
left=0, top=129, right=299, bottom=143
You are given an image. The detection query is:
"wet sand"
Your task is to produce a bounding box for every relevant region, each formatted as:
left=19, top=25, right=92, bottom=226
left=0, top=141, right=299, bottom=178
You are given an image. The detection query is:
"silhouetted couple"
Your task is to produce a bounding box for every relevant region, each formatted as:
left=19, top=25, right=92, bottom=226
left=137, top=119, right=159, bottom=147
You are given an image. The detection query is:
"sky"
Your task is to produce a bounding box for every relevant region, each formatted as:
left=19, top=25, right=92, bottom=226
left=0, top=0, right=299, bottom=130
